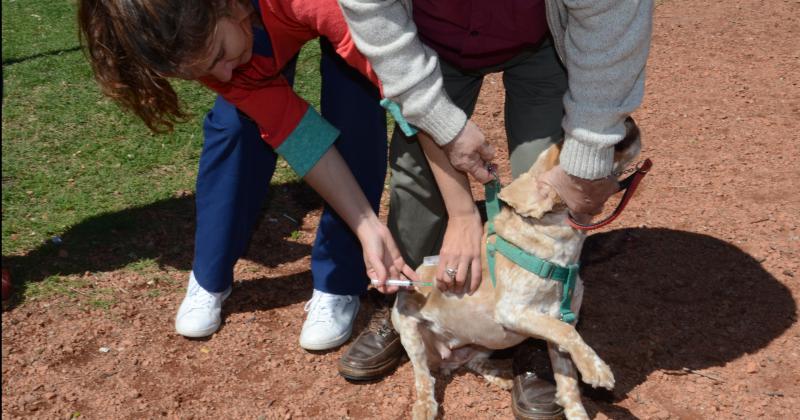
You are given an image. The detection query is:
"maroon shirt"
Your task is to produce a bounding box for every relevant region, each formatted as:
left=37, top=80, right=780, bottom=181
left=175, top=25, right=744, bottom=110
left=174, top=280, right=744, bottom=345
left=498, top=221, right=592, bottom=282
left=412, top=0, right=548, bottom=70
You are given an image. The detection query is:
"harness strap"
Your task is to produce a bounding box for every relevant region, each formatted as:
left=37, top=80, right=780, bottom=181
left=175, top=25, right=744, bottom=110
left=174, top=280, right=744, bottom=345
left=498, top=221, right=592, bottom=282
left=485, top=178, right=502, bottom=236
left=491, top=237, right=578, bottom=323
left=485, top=179, right=502, bottom=288
left=484, top=179, right=578, bottom=323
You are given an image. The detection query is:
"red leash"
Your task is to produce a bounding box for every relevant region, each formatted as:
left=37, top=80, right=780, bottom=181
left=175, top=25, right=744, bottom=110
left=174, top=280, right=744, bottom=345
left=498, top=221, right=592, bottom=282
left=567, top=159, right=653, bottom=231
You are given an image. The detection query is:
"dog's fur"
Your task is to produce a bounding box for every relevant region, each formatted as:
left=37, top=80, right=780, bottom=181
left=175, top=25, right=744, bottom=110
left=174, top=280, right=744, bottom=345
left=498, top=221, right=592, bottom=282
left=392, top=136, right=641, bottom=420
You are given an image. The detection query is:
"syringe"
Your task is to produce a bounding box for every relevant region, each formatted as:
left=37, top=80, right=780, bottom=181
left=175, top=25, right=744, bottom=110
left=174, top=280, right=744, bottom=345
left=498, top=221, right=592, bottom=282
left=370, top=279, right=434, bottom=288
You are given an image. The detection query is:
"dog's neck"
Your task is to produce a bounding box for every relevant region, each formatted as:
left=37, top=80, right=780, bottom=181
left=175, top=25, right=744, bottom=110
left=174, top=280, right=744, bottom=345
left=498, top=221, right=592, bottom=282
left=493, top=207, right=586, bottom=268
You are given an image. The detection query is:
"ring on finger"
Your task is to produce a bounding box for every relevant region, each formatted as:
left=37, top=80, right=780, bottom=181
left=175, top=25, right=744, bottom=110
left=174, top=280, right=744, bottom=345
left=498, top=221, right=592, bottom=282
left=445, top=267, right=457, bottom=280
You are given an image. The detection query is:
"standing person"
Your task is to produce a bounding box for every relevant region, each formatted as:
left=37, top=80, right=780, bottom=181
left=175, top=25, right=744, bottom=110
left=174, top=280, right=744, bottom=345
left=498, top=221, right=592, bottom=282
left=336, top=0, right=653, bottom=418
left=77, top=0, right=422, bottom=349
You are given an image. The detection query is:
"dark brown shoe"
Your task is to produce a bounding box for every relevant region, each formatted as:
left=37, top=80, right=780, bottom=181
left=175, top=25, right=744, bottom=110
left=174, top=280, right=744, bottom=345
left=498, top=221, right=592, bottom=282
left=337, top=298, right=405, bottom=381
left=511, top=340, right=564, bottom=420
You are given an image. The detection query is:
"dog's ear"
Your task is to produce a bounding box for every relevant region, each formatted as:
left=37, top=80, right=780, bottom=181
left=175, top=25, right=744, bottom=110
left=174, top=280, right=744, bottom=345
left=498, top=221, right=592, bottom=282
left=527, top=143, right=562, bottom=179
left=498, top=170, right=559, bottom=219
left=497, top=143, right=561, bottom=219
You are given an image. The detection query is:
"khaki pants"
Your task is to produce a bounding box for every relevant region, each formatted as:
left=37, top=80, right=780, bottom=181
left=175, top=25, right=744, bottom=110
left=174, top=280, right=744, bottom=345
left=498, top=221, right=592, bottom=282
left=387, top=39, right=568, bottom=267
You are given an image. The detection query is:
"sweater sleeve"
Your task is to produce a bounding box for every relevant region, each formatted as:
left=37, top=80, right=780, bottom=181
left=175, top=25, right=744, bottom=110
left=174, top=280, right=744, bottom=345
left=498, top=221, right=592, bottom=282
left=337, top=0, right=467, bottom=146
left=558, top=0, right=653, bottom=180
left=200, top=75, right=340, bottom=177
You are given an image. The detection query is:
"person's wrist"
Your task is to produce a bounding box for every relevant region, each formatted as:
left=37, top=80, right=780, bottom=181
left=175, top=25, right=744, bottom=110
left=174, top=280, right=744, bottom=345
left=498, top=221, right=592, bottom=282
left=445, top=203, right=480, bottom=221
left=353, top=214, right=383, bottom=241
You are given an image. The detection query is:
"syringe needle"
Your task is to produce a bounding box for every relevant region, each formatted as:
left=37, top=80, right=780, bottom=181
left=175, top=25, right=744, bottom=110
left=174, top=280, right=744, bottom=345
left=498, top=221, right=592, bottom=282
left=370, top=279, right=434, bottom=287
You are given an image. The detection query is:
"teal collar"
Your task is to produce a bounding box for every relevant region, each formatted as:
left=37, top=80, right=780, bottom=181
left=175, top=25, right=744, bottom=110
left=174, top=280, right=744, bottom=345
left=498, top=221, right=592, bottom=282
left=485, top=179, right=578, bottom=324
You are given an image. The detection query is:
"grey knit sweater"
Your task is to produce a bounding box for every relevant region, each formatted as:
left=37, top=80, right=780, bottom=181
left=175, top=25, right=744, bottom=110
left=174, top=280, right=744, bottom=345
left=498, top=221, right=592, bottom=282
left=338, top=0, right=653, bottom=180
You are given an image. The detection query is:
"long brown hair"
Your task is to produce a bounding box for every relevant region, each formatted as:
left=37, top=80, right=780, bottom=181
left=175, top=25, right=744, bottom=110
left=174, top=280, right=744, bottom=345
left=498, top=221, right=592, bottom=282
left=78, top=0, right=228, bottom=132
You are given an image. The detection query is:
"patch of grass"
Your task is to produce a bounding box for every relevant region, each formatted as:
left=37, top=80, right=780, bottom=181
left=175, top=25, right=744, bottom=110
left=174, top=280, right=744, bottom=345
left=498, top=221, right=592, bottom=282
left=1, top=0, right=78, bottom=63
left=2, top=46, right=213, bottom=253
left=124, top=258, right=160, bottom=274
left=22, top=273, right=116, bottom=309
left=87, top=296, right=115, bottom=310
left=23, top=274, right=89, bottom=300
left=2, top=1, right=325, bottom=256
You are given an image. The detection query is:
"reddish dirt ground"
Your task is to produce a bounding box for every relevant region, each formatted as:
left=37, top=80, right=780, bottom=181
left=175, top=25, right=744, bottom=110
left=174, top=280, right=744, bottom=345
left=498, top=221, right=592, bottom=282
left=3, top=0, right=799, bottom=418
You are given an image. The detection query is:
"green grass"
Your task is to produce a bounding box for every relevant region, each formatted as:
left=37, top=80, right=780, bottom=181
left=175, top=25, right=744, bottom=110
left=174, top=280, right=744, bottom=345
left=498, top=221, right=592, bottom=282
left=1, top=0, right=333, bottom=305
left=23, top=273, right=116, bottom=309
left=2, top=0, right=325, bottom=256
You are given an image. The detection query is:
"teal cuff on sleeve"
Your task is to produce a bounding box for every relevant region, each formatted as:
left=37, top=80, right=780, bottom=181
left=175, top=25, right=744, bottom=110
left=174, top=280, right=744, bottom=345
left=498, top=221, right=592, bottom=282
left=276, top=107, right=340, bottom=177
left=380, top=98, right=419, bottom=137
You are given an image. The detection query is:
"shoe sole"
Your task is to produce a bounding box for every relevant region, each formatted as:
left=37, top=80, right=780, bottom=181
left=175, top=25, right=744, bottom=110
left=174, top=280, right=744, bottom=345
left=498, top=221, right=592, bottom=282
left=299, top=298, right=359, bottom=351
left=337, top=352, right=406, bottom=382
left=299, top=327, right=354, bottom=351
left=175, top=287, right=232, bottom=338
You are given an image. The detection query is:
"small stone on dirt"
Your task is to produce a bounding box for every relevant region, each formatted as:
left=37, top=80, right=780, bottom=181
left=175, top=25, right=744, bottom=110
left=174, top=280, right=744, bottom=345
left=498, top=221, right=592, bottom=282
left=746, top=361, right=759, bottom=373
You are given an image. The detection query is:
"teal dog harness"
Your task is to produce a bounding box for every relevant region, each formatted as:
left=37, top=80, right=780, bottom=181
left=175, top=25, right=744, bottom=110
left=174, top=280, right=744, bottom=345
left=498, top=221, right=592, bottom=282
left=484, top=177, right=578, bottom=324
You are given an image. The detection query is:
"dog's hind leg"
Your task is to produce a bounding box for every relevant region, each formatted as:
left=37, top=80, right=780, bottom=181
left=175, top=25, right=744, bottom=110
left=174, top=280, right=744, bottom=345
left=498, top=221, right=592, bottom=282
left=464, top=352, right=513, bottom=390
left=495, top=307, right=614, bottom=390
left=392, top=306, right=438, bottom=420
left=548, top=343, right=589, bottom=420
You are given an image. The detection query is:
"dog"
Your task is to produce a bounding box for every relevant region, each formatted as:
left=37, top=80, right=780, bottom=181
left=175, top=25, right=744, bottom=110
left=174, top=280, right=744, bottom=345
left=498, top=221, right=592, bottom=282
left=391, top=122, right=642, bottom=420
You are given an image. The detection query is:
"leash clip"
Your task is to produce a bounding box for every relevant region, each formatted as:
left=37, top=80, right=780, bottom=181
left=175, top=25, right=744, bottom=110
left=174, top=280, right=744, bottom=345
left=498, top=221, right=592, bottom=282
left=487, top=163, right=500, bottom=183
left=635, top=159, right=650, bottom=174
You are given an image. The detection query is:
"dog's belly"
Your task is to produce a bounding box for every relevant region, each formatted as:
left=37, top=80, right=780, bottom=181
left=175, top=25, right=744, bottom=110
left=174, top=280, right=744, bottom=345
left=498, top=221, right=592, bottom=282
left=419, top=294, right=527, bottom=351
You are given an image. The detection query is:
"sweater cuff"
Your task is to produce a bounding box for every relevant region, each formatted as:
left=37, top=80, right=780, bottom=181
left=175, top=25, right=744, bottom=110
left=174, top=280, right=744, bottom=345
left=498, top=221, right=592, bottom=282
left=275, top=107, right=340, bottom=177
left=413, top=95, right=467, bottom=146
left=559, top=135, right=615, bottom=180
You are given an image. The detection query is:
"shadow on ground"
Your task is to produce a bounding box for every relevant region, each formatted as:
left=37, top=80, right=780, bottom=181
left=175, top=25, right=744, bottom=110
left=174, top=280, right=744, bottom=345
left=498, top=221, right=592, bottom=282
left=2, top=181, right=323, bottom=308
left=566, top=228, right=798, bottom=419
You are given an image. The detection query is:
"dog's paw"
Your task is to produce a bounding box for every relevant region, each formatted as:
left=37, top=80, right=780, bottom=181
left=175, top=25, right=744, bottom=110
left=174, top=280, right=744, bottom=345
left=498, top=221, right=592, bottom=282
left=411, top=399, right=438, bottom=420
left=563, top=405, right=591, bottom=420
left=486, top=376, right=513, bottom=390
left=575, top=354, right=615, bottom=390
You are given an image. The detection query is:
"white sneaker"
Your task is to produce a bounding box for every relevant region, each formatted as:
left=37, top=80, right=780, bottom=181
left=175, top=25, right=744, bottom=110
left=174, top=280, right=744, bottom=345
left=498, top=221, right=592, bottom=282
left=299, top=289, right=360, bottom=351
left=175, top=272, right=231, bottom=338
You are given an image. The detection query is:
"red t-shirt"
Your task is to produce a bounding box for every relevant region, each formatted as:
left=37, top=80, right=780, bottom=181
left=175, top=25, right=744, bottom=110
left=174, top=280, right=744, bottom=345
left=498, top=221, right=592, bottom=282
left=412, top=0, right=549, bottom=70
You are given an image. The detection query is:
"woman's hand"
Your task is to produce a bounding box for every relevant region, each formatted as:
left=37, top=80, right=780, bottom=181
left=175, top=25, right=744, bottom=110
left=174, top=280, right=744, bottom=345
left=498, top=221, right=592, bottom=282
left=436, top=210, right=483, bottom=295
left=358, top=219, right=419, bottom=294
left=303, top=147, right=417, bottom=295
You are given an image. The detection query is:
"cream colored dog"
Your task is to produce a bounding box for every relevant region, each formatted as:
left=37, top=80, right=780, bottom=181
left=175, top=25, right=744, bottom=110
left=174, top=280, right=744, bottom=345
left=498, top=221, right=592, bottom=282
left=392, top=134, right=641, bottom=420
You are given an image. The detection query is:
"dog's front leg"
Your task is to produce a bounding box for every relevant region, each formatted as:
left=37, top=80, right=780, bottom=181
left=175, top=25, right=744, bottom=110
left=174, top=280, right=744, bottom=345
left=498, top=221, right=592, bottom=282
left=494, top=307, right=614, bottom=390
left=392, top=306, right=438, bottom=420
left=548, top=343, right=589, bottom=420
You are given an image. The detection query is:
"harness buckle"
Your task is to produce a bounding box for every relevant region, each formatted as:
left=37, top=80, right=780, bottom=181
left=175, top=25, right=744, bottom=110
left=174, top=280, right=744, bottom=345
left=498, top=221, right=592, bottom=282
left=539, top=260, right=555, bottom=279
